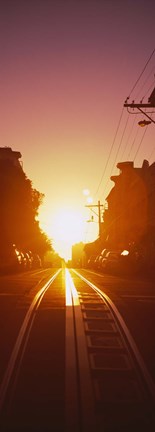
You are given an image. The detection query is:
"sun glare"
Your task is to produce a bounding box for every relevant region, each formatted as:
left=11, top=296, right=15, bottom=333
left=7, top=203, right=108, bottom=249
left=83, top=188, right=90, bottom=196
left=39, top=201, right=99, bottom=261
left=43, top=207, right=86, bottom=260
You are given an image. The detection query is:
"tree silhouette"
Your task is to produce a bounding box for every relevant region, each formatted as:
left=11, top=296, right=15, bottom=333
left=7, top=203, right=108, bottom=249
left=0, top=159, right=51, bottom=256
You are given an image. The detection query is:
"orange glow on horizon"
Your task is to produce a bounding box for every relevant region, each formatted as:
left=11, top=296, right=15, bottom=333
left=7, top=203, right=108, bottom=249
left=39, top=205, right=95, bottom=260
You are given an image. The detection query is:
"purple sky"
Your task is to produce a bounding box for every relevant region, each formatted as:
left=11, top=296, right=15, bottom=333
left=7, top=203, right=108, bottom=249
left=0, top=0, right=155, bottom=257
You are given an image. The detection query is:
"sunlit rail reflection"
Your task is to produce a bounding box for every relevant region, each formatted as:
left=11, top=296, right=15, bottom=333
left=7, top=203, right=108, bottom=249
left=65, top=268, right=79, bottom=306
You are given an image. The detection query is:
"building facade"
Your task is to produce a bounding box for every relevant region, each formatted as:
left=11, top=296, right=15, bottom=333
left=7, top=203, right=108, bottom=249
left=103, top=160, right=155, bottom=261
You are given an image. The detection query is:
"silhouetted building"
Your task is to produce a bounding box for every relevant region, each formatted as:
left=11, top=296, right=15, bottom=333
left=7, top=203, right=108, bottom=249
left=104, top=160, right=155, bottom=257
left=72, top=242, right=85, bottom=267
left=0, top=147, right=22, bottom=169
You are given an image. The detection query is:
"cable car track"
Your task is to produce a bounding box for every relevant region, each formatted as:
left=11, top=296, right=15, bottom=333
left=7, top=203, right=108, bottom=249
left=0, top=269, right=61, bottom=427
left=0, top=267, right=155, bottom=431
left=66, top=268, right=155, bottom=431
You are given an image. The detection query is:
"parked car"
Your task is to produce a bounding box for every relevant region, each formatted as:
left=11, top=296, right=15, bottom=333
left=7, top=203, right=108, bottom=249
left=32, top=253, right=42, bottom=269
left=93, top=255, right=101, bottom=269
left=20, top=252, right=28, bottom=270
left=101, top=251, right=121, bottom=272
left=87, top=255, right=97, bottom=268
left=24, top=252, right=33, bottom=270
left=0, top=244, right=23, bottom=274
left=98, top=249, right=109, bottom=269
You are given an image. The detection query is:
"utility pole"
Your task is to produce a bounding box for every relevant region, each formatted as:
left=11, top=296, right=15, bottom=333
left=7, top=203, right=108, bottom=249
left=85, top=200, right=103, bottom=238
left=124, top=87, right=155, bottom=124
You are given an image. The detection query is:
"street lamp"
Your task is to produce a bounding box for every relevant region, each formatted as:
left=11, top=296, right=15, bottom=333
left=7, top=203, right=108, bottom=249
left=138, top=119, right=152, bottom=127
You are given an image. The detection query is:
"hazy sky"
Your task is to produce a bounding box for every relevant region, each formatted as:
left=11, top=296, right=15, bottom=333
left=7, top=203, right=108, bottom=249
left=0, top=0, right=155, bottom=258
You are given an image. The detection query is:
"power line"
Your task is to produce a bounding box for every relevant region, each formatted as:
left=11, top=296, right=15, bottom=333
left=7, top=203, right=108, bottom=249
left=99, top=113, right=133, bottom=201
left=94, top=107, right=124, bottom=198
left=100, top=174, right=113, bottom=203
left=134, top=64, right=155, bottom=100
left=120, top=116, right=136, bottom=161
left=127, top=127, right=140, bottom=159
left=95, top=50, right=155, bottom=206
left=148, top=145, right=155, bottom=161
left=142, top=78, right=155, bottom=100
left=133, top=127, right=148, bottom=162
left=100, top=121, right=142, bottom=201
left=99, top=110, right=150, bottom=202
left=108, top=114, right=130, bottom=177
left=127, top=48, right=155, bottom=98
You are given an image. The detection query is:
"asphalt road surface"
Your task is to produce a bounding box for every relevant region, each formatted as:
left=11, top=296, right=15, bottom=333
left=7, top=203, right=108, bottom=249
left=0, top=266, right=155, bottom=432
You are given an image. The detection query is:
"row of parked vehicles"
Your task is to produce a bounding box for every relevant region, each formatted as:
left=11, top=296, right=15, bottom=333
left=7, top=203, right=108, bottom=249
left=87, top=248, right=131, bottom=274
left=0, top=244, right=42, bottom=274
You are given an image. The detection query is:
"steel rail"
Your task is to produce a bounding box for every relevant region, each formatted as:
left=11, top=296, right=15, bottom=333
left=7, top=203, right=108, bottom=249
left=65, top=268, right=80, bottom=432
left=0, top=269, right=61, bottom=413
left=72, top=269, right=155, bottom=405
left=65, top=268, right=95, bottom=432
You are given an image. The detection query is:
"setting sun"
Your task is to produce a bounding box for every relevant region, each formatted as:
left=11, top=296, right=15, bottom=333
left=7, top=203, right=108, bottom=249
left=39, top=199, right=99, bottom=261
left=41, top=207, right=87, bottom=260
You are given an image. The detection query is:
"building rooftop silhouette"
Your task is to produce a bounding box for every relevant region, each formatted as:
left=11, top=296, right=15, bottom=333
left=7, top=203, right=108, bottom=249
left=0, top=147, right=22, bottom=169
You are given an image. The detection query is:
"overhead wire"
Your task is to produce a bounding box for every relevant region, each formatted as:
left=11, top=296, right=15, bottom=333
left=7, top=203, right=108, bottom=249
left=133, top=126, right=148, bottom=162
left=127, top=127, right=140, bottom=159
left=142, top=78, right=155, bottom=100
left=148, top=147, right=155, bottom=160
left=94, top=50, right=155, bottom=208
left=127, top=48, right=155, bottom=98
left=124, top=58, right=155, bottom=170
left=120, top=116, right=136, bottom=161
left=99, top=112, right=136, bottom=201
left=94, top=107, right=124, bottom=198
left=100, top=173, right=113, bottom=203
left=134, top=64, right=155, bottom=100
left=99, top=112, right=148, bottom=202
left=107, top=113, right=130, bottom=178
left=98, top=113, right=130, bottom=201
left=98, top=112, right=143, bottom=202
